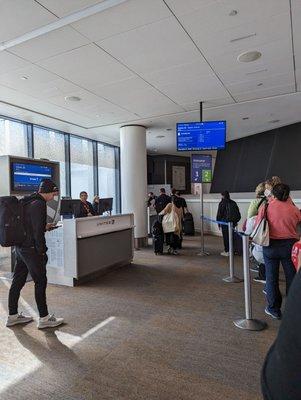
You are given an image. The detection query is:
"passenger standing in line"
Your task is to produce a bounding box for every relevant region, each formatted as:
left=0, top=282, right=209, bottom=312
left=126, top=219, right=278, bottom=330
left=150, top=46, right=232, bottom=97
left=6, top=179, right=64, bottom=329
left=147, top=192, right=156, bottom=208
left=160, top=196, right=183, bottom=255
left=154, top=188, right=171, bottom=214
left=247, top=182, right=266, bottom=218
left=76, top=191, right=95, bottom=218
left=256, top=183, right=301, bottom=320
left=216, top=191, right=241, bottom=257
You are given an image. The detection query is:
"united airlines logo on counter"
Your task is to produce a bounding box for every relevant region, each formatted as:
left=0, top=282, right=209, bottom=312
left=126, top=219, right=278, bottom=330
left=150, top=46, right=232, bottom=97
left=96, top=219, right=115, bottom=226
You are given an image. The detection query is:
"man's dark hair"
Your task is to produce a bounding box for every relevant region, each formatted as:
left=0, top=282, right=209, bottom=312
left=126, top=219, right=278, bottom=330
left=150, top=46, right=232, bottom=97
left=172, top=196, right=182, bottom=209
left=296, top=222, right=301, bottom=238
left=80, top=191, right=88, bottom=196
left=38, top=179, right=58, bottom=194
left=149, top=192, right=154, bottom=196
left=272, top=183, right=290, bottom=202
left=221, top=191, right=230, bottom=200
left=160, top=188, right=166, bottom=194
left=171, top=188, right=177, bottom=195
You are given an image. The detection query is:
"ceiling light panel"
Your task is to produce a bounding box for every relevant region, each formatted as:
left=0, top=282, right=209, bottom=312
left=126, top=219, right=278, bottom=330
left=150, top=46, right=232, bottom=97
left=0, top=0, right=56, bottom=44
left=9, top=26, right=90, bottom=63
left=72, top=0, right=171, bottom=42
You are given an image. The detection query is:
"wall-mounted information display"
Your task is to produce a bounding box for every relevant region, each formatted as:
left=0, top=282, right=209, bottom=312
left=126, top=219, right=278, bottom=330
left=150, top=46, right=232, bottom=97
left=177, top=121, right=226, bottom=151
left=191, top=154, right=212, bottom=183
left=12, top=162, right=53, bottom=192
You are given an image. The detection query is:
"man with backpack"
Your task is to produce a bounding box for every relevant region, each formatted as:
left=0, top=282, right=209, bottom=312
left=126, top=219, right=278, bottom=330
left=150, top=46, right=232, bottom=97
left=154, top=188, right=171, bottom=214
left=5, top=179, right=64, bottom=329
left=216, top=191, right=241, bottom=256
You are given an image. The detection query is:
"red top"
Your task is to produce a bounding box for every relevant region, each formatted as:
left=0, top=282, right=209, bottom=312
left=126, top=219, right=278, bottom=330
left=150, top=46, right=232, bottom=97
left=256, top=198, right=301, bottom=240
left=292, top=241, right=301, bottom=270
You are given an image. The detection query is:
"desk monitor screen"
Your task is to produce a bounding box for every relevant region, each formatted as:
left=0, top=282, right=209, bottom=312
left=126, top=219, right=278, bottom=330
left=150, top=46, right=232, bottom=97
left=98, top=198, right=113, bottom=215
left=177, top=121, right=226, bottom=151
left=60, top=199, right=81, bottom=216
left=12, top=162, right=53, bottom=192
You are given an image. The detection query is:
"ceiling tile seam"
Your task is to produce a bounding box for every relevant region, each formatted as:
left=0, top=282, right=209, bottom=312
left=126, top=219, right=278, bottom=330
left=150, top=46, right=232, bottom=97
left=162, top=0, right=237, bottom=103
left=0, top=0, right=128, bottom=51
left=93, top=42, right=187, bottom=111
left=70, top=14, right=173, bottom=44
left=6, top=42, right=91, bottom=64
left=0, top=99, right=87, bottom=129
left=33, top=0, right=60, bottom=18
left=26, top=53, right=144, bottom=119
left=289, top=0, right=298, bottom=92
left=86, top=91, right=301, bottom=129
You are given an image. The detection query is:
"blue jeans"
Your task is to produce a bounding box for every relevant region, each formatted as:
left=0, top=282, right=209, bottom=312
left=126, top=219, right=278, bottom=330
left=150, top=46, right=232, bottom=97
left=263, top=239, right=296, bottom=314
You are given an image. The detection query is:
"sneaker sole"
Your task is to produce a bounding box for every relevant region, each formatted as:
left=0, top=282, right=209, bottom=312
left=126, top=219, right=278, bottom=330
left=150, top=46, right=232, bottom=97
left=265, top=309, right=281, bottom=320
left=38, top=321, right=64, bottom=329
left=6, top=319, right=33, bottom=327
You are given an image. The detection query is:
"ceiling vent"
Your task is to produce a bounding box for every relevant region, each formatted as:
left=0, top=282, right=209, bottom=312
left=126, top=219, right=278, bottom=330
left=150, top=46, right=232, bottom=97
left=237, top=50, right=261, bottom=62
left=65, top=96, right=81, bottom=102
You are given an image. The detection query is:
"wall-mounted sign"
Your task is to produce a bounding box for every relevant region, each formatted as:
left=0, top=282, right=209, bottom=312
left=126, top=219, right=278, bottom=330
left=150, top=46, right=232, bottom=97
left=191, top=154, right=212, bottom=183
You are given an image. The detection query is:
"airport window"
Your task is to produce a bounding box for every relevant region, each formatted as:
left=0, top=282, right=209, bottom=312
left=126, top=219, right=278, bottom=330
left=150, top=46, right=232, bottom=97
left=0, top=118, right=28, bottom=157
left=98, top=143, right=118, bottom=213
left=33, top=126, right=67, bottom=196
left=70, top=136, right=94, bottom=200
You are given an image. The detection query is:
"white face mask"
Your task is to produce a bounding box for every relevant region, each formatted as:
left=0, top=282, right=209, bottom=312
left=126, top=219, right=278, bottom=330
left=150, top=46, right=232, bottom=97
left=53, top=195, right=59, bottom=202
left=264, top=189, right=271, bottom=197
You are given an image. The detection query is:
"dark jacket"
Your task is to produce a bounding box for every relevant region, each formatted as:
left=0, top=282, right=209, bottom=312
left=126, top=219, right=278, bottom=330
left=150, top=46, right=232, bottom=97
left=261, top=270, right=301, bottom=400
left=155, top=194, right=171, bottom=214
left=75, top=201, right=95, bottom=218
left=216, top=198, right=241, bottom=225
left=20, top=193, right=47, bottom=255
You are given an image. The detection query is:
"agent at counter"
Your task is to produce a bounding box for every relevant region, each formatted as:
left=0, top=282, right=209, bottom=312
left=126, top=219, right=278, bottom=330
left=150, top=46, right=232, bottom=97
left=75, top=191, right=95, bottom=218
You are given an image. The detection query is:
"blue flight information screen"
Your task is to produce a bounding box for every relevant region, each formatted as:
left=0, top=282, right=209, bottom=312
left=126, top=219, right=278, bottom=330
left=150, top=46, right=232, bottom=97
left=177, top=121, right=226, bottom=151
left=12, top=162, right=53, bottom=192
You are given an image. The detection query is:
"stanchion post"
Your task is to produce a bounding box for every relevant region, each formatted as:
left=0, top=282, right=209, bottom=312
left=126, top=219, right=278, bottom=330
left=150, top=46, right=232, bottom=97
left=197, top=183, right=209, bottom=256
left=234, top=234, right=267, bottom=331
left=223, top=222, right=242, bottom=283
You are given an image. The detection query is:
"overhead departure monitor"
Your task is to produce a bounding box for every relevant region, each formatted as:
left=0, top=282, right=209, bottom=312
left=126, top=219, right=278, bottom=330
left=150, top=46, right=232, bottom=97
left=11, top=162, right=53, bottom=192
left=177, top=121, right=226, bottom=151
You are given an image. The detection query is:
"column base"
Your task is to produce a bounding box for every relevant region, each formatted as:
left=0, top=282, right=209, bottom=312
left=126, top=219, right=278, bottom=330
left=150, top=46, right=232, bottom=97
left=134, top=237, right=148, bottom=249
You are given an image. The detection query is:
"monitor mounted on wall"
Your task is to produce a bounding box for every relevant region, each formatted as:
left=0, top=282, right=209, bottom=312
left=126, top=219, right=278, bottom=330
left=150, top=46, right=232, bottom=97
left=11, top=162, right=53, bottom=193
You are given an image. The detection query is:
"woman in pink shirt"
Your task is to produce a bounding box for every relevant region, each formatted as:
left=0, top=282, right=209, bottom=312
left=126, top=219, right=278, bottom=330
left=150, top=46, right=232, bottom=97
left=257, top=183, right=301, bottom=319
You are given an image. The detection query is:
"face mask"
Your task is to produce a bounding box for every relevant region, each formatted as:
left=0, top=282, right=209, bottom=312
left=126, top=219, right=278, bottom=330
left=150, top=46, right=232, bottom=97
left=53, top=196, right=59, bottom=202
left=264, top=189, right=271, bottom=197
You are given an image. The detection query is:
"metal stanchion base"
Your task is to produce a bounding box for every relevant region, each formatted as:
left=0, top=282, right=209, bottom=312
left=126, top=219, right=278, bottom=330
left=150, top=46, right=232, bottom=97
left=223, top=276, right=243, bottom=283
left=233, top=318, right=267, bottom=331
left=197, top=251, right=210, bottom=256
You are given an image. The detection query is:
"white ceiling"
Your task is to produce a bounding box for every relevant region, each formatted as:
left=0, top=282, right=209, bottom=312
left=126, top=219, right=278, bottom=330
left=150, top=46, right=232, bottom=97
left=0, top=0, right=300, bottom=154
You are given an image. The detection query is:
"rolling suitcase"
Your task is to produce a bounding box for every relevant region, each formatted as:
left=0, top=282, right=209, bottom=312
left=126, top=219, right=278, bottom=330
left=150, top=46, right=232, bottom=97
left=152, top=219, right=164, bottom=255
left=183, top=212, right=195, bottom=236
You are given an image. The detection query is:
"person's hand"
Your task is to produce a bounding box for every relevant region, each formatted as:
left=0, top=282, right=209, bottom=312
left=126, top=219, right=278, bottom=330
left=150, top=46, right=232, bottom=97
left=46, top=223, right=55, bottom=231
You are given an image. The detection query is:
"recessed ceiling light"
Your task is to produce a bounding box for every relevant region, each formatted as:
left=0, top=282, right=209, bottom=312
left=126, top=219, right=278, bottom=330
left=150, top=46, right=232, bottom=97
left=156, top=135, right=165, bottom=138
left=237, top=50, right=262, bottom=63
left=65, top=96, right=81, bottom=102
left=269, top=119, right=280, bottom=123
left=242, top=117, right=249, bottom=120
left=21, top=76, right=28, bottom=80
left=229, top=10, right=238, bottom=16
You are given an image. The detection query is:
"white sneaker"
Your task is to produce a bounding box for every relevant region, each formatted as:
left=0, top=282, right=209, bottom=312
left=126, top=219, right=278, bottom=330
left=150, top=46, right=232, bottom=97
left=220, top=251, right=229, bottom=257
left=6, top=312, right=33, bottom=327
left=37, top=314, right=64, bottom=329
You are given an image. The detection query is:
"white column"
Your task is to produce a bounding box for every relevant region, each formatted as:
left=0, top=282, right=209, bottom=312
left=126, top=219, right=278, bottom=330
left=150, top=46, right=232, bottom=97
left=120, top=125, right=147, bottom=246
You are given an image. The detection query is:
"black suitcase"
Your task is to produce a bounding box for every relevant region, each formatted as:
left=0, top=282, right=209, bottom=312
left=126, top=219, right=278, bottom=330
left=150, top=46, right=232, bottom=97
left=233, top=230, right=243, bottom=255
left=183, top=212, right=195, bottom=236
left=152, top=220, right=164, bottom=255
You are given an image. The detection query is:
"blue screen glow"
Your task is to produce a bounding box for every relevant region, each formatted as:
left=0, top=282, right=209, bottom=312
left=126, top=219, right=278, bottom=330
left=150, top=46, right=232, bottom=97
left=177, top=121, right=226, bottom=151
left=12, top=162, right=53, bottom=192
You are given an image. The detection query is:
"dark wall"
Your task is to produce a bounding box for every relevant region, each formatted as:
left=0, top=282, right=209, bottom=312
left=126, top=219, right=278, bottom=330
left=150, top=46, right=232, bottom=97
left=211, top=122, right=301, bottom=193
left=147, top=154, right=191, bottom=194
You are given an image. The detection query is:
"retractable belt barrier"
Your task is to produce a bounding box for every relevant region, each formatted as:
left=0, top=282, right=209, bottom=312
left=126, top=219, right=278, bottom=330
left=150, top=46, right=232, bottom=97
left=201, top=215, right=267, bottom=332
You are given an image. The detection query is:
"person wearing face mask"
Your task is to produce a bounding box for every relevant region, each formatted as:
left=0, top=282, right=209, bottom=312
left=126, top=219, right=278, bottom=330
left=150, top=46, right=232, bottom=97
left=6, top=179, right=64, bottom=329
left=264, top=176, right=281, bottom=199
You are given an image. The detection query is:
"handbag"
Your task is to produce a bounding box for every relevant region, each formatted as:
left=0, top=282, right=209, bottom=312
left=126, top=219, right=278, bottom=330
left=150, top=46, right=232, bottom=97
left=250, top=204, right=269, bottom=247
left=162, top=210, right=177, bottom=233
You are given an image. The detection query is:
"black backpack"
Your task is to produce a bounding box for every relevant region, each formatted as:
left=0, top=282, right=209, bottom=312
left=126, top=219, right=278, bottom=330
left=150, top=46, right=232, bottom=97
left=0, top=196, right=27, bottom=247
left=226, top=200, right=241, bottom=224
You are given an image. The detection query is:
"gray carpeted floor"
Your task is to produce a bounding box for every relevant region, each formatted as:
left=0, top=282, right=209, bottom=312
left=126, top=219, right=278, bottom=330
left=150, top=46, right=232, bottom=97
left=0, top=235, right=280, bottom=400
